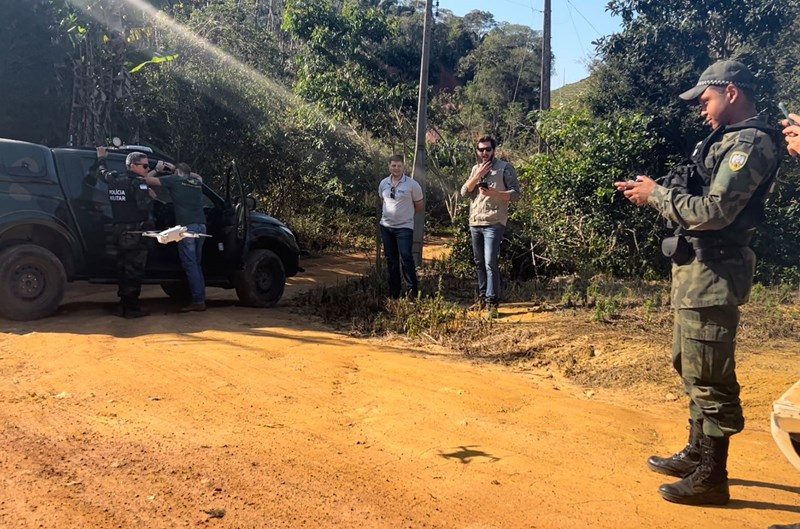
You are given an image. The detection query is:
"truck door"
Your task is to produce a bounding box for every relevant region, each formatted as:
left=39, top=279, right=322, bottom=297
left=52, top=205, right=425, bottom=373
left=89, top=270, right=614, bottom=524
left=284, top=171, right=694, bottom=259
left=225, top=161, right=249, bottom=257
left=55, top=150, right=120, bottom=276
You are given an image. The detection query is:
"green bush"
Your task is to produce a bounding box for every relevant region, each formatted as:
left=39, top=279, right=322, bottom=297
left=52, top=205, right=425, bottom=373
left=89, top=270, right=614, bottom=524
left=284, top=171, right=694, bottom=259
left=518, top=108, right=668, bottom=279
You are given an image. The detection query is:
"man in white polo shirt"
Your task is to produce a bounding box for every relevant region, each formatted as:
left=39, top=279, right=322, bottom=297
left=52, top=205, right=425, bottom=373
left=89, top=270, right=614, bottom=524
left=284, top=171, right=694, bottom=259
left=379, top=155, right=424, bottom=298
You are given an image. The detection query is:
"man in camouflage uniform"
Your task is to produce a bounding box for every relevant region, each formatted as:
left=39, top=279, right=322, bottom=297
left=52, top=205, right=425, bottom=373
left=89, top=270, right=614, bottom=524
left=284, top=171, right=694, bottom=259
left=614, top=61, right=782, bottom=505
left=85, top=147, right=154, bottom=318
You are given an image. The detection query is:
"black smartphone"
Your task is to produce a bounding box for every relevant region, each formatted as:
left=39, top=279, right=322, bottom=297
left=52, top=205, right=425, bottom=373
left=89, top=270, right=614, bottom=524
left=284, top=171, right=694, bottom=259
left=477, top=181, right=489, bottom=189
left=779, top=102, right=798, bottom=126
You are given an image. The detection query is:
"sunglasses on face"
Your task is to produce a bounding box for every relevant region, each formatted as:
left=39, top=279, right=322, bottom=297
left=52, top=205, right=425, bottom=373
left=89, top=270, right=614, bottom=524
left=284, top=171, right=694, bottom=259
left=132, top=162, right=149, bottom=167
left=390, top=186, right=396, bottom=199
left=477, top=147, right=493, bottom=153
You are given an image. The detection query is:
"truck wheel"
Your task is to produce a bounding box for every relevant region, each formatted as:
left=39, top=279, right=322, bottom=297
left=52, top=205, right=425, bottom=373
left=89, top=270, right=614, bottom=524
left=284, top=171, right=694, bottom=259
left=0, top=244, right=66, bottom=321
left=235, top=249, right=286, bottom=307
left=161, top=281, right=191, bottom=301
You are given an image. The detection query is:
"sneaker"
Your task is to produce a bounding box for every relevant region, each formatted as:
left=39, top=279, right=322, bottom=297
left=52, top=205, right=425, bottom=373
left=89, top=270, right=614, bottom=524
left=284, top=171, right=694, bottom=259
left=471, top=295, right=487, bottom=310
left=179, top=303, right=206, bottom=313
left=486, top=299, right=499, bottom=320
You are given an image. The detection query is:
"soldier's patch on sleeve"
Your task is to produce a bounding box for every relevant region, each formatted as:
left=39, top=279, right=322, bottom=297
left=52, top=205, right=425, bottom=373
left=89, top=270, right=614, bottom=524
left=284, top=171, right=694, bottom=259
left=728, top=151, right=749, bottom=171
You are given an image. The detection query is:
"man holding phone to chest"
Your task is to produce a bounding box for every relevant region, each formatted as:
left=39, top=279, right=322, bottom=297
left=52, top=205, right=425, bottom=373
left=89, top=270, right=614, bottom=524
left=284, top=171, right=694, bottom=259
left=460, top=136, right=521, bottom=318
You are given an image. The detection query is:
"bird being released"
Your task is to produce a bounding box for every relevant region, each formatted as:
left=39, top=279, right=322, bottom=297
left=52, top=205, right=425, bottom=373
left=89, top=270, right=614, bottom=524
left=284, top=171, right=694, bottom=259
left=142, top=225, right=212, bottom=245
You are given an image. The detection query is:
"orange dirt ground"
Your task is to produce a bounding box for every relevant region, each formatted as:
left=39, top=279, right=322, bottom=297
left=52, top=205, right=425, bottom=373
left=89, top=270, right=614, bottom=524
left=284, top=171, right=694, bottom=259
left=1, top=247, right=798, bottom=529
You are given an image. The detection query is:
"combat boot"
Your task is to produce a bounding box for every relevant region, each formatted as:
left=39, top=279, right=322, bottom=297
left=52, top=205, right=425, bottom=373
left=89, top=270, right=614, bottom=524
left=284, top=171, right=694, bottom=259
left=113, top=302, right=127, bottom=318
left=123, top=306, right=150, bottom=318
left=647, top=419, right=703, bottom=478
left=122, top=299, right=150, bottom=319
left=658, top=434, right=730, bottom=505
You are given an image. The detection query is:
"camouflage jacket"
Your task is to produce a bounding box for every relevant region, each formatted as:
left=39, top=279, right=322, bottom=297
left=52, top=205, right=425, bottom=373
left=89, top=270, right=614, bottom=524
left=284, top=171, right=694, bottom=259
left=647, top=116, right=781, bottom=308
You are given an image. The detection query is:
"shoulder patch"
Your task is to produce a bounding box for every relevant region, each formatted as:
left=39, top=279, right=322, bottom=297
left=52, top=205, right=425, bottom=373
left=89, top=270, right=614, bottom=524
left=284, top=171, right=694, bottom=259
left=737, top=128, right=757, bottom=145
left=728, top=151, right=749, bottom=171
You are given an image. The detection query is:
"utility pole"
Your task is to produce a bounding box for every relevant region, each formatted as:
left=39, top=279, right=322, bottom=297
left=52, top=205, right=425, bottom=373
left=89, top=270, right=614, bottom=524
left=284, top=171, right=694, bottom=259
left=411, top=0, right=433, bottom=266
left=538, top=0, right=551, bottom=153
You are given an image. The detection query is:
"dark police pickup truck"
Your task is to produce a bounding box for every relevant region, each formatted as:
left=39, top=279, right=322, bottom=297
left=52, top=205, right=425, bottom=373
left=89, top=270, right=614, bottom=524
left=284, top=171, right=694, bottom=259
left=0, top=138, right=302, bottom=321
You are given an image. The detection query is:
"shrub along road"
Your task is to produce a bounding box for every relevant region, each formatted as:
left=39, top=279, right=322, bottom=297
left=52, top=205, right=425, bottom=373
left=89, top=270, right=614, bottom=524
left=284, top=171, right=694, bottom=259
left=0, top=251, right=798, bottom=529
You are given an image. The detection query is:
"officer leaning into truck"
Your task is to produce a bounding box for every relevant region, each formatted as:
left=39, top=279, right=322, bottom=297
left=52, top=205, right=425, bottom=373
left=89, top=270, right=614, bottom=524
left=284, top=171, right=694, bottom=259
left=85, top=147, right=155, bottom=319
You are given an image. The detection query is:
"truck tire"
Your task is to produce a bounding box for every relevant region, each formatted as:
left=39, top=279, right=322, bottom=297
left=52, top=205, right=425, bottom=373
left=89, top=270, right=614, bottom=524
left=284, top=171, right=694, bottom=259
left=161, top=281, right=191, bottom=301
left=235, top=249, right=286, bottom=307
left=0, top=244, right=66, bottom=321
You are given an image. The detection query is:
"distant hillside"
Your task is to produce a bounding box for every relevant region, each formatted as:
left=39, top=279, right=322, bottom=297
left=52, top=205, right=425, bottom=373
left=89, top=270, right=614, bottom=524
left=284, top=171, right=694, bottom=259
left=551, top=78, right=589, bottom=108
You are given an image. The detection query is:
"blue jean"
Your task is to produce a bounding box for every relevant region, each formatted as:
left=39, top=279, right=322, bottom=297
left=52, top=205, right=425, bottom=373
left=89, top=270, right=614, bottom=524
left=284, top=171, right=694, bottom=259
left=470, top=224, right=505, bottom=303
left=380, top=225, right=418, bottom=297
left=177, top=223, right=206, bottom=304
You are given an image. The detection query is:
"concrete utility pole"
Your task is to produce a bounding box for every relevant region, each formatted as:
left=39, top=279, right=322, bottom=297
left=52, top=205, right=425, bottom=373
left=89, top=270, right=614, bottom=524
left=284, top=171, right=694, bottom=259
left=411, top=0, right=433, bottom=266
left=538, top=0, right=551, bottom=154
left=540, top=0, right=551, bottom=112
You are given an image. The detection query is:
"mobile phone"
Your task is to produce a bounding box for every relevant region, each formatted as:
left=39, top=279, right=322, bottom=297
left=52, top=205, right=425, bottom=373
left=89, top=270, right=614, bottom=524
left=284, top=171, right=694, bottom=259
left=477, top=181, right=489, bottom=189
left=778, top=102, right=798, bottom=126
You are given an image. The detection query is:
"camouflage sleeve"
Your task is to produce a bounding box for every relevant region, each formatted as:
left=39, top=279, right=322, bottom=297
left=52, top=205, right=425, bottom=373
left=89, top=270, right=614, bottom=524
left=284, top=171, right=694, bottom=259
left=503, top=163, right=521, bottom=202
left=85, top=158, right=117, bottom=187
left=647, top=132, right=777, bottom=231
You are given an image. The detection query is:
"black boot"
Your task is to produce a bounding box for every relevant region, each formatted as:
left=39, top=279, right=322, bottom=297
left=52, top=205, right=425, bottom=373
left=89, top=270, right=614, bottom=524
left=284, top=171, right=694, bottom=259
left=647, top=419, right=703, bottom=478
left=659, top=434, right=730, bottom=505
left=124, top=305, right=150, bottom=318
left=122, top=298, right=149, bottom=319
left=113, top=302, right=127, bottom=318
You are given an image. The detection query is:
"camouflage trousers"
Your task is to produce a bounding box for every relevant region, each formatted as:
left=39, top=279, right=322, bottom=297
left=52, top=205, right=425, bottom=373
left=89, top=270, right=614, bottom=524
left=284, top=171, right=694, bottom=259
left=672, top=306, right=744, bottom=437
left=114, top=227, right=148, bottom=306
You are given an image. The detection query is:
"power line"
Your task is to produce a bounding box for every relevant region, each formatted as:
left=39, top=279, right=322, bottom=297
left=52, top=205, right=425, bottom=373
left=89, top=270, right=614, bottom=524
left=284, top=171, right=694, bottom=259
left=496, top=0, right=543, bottom=13
left=564, top=1, right=587, bottom=58
left=565, top=0, right=602, bottom=37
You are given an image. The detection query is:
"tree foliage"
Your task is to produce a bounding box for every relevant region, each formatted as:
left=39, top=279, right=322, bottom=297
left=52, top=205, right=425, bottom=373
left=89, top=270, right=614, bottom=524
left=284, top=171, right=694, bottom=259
left=283, top=0, right=416, bottom=141
left=513, top=108, right=666, bottom=279
left=0, top=0, right=71, bottom=145
left=588, top=0, right=797, bottom=160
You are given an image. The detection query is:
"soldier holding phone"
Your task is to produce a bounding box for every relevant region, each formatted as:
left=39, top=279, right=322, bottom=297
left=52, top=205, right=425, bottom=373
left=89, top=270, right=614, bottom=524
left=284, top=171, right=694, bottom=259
left=614, top=60, right=782, bottom=506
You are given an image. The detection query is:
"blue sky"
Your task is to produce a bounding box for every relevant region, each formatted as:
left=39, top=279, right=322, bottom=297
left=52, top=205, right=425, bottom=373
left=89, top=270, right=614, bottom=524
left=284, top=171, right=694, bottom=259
left=439, top=0, right=622, bottom=88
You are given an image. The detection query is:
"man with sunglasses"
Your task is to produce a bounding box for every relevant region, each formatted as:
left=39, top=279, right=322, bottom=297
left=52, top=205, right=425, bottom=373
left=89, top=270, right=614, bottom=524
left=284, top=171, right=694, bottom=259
left=86, top=147, right=156, bottom=318
left=378, top=155, right=424, bottom=299
left=460, top=136, right=521, bottom=318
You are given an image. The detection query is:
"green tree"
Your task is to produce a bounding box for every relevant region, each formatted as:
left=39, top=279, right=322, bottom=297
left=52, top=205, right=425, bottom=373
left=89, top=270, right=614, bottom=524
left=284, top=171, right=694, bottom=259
left=586, top=0, right=800, bottom=284
left=513, top=108, right=665, bottom=279
left=0, top=0, right=70, bottom=145
left=588, top=0, right=796, bottom=159
left=283, top=0, right=416, bottom=142
left=457, top=22, right=543, bottom=146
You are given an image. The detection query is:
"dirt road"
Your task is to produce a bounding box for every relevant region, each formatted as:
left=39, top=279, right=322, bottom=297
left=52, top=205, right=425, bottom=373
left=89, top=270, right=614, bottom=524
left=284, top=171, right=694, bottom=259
left=1, top=252, right=798, bottom=529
